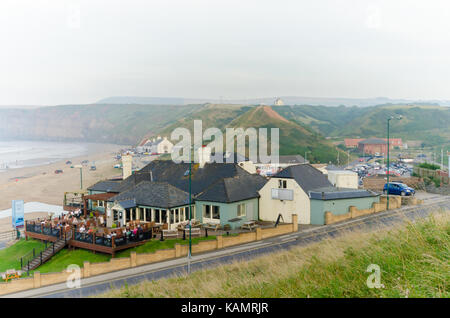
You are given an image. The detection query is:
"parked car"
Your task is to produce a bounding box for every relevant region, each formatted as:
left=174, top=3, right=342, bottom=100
left=65, top=160, right=72, bottom=164
left=90, top=166, right=96, bottom=171
left=54, top=169, right=63, bottom=174
left=383, top=182, right=415, bottom=196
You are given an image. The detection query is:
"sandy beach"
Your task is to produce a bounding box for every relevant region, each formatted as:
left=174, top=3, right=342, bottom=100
left=0, top=143, right=125, bottom=231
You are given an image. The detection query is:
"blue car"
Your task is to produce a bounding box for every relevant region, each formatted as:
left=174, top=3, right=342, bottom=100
left=383, top=182, right=415, bottom=196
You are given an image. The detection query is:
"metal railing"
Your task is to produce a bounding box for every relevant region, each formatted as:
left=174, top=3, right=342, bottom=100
left=18, top=241, right=48, bottom=271
left=73, top=229, right=153, bottom=248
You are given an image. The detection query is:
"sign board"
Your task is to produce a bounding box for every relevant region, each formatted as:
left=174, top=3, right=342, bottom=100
left=12, top=200, right=24, bottom=228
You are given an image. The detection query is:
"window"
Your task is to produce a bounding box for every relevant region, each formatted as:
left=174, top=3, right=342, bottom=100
left=237, top=204, right=246, bottom=217
left=98, top=200, right=104, bottom=207
left=161, top=210, right=167, bottom=223
left=272, top=188, right=294, bottom=200
left=145, top=209, right=151, bottom=221
left=185, top=207, right=190, bottom=220
left=203, top=205, right=211, bottom=218
left=212, top=206, right=220, bottom=219
left=278, top=179, right=287, bottom=189
left=155, top=209, right=160, bottom=223
left=170, top=210, right=174, bottom=223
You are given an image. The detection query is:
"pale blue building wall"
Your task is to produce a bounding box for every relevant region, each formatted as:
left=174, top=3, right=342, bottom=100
left=310, top=196, right=379, bottom=225
left=195, top=198, right=259, bottom=230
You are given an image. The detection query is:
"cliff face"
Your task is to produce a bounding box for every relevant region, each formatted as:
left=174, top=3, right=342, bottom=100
left=0, top=104, right=202, bottom=144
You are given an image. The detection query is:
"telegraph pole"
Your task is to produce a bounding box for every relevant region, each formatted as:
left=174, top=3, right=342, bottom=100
left=187, top=146, right=192, bottom=274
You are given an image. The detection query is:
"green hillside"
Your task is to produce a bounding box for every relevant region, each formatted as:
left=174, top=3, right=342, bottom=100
left=334, top=105, right=450, bottom=146
left=275, top=104, right=450, bottom=147
left=158, top=104, right=348, bottom=164
left=229, top=106, right=349, bottom=163
left=0, top=102, right=447, bottom=160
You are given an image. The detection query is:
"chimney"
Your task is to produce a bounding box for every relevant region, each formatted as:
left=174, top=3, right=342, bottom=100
left=122, top=154, right=133, bottom=180
left=198, top=146, right=211, bottom=168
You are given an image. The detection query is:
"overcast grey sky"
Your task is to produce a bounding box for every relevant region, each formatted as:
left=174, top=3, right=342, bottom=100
left=1, top=0, right=450, bottom=105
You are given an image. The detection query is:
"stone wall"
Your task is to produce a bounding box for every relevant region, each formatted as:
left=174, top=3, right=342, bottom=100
left=325, top=195, right=423, bottom=225
left=363, top=176, right=424, bottom=191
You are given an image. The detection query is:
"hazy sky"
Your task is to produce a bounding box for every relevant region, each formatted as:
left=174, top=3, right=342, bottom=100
left=1, top=0, right=450, bottom=105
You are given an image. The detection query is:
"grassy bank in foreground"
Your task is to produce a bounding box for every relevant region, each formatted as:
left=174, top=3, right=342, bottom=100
left=100, top=211, right=449, bottom=298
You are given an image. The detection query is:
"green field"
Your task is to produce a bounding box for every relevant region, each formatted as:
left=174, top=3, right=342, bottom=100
left=99, top=212, right=449, bottom=298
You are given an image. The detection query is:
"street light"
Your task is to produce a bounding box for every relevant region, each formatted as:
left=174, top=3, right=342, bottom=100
left=305, top=151, right=311, bottom=163
left=386, top=115, right=402, bottom=210
left=74, top=164, right=83, bottom=189
left=187, top=146, right=193, bottom=274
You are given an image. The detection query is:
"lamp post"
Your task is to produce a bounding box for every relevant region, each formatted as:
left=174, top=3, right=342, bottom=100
left=386, top=115, right=402, bottom=210
left=305, top=151, right=311, bottom=163
left=187, top=146, right=193, bottom=274
left=74, top=164, right=83, bottom=189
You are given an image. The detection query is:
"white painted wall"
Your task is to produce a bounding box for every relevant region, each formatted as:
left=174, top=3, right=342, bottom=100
left=327, top=171, right=358, bottom=189
left=258, top=177, right=310, bottom=224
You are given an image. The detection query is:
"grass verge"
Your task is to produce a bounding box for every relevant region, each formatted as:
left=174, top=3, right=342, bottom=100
left=99, top=212, right=449, bottom=298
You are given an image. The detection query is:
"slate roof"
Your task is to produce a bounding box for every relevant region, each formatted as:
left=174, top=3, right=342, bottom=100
left=143, top=138, right=164, bottom=147
left=278, top=155, right=307, bottom=164
left=358, top=138, right=386, bottom=145
left=118, top=199, right=137, bottom=209
left=309, top=187, right=378, bottom=200
left=109, top=181, right=190, bottom=209
left=87, top=180, right=122, bottom=192
left=196, top=174, right=267, bottom=203
left=118, top=160, right=249, bottom=196
left=273, top=164, right=333, bottom=193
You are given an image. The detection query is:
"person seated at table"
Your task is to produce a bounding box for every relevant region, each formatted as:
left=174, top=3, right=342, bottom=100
left=79, top=225, right=86, bottom=233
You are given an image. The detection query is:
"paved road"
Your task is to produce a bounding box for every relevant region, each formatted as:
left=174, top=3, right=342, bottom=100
left=3, top=194, right=450, bottom=298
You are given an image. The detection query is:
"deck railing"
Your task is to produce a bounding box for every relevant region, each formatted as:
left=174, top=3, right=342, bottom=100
left=25, top=222, right=62, bottom=239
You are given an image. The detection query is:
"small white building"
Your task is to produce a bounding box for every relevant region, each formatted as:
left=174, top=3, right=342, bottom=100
left=274, top=98, right=284, bottom=106
left=138, top=136, right=173, bottom=154
left=255, top=155, right=307, bottom=176
left=327, top=170, right=358, bottom=189
left=258, top=164, right=332, bottom=224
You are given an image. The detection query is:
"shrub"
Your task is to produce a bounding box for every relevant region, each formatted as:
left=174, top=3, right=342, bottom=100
left=418, top=163, right=440, bottom=170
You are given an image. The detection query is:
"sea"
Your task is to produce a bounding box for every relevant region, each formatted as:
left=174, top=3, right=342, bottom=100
left=0, top=140, right=89, bottom=172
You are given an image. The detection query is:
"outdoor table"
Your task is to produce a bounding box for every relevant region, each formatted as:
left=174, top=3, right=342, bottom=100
left=241, top=221, right=257, bottom=230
